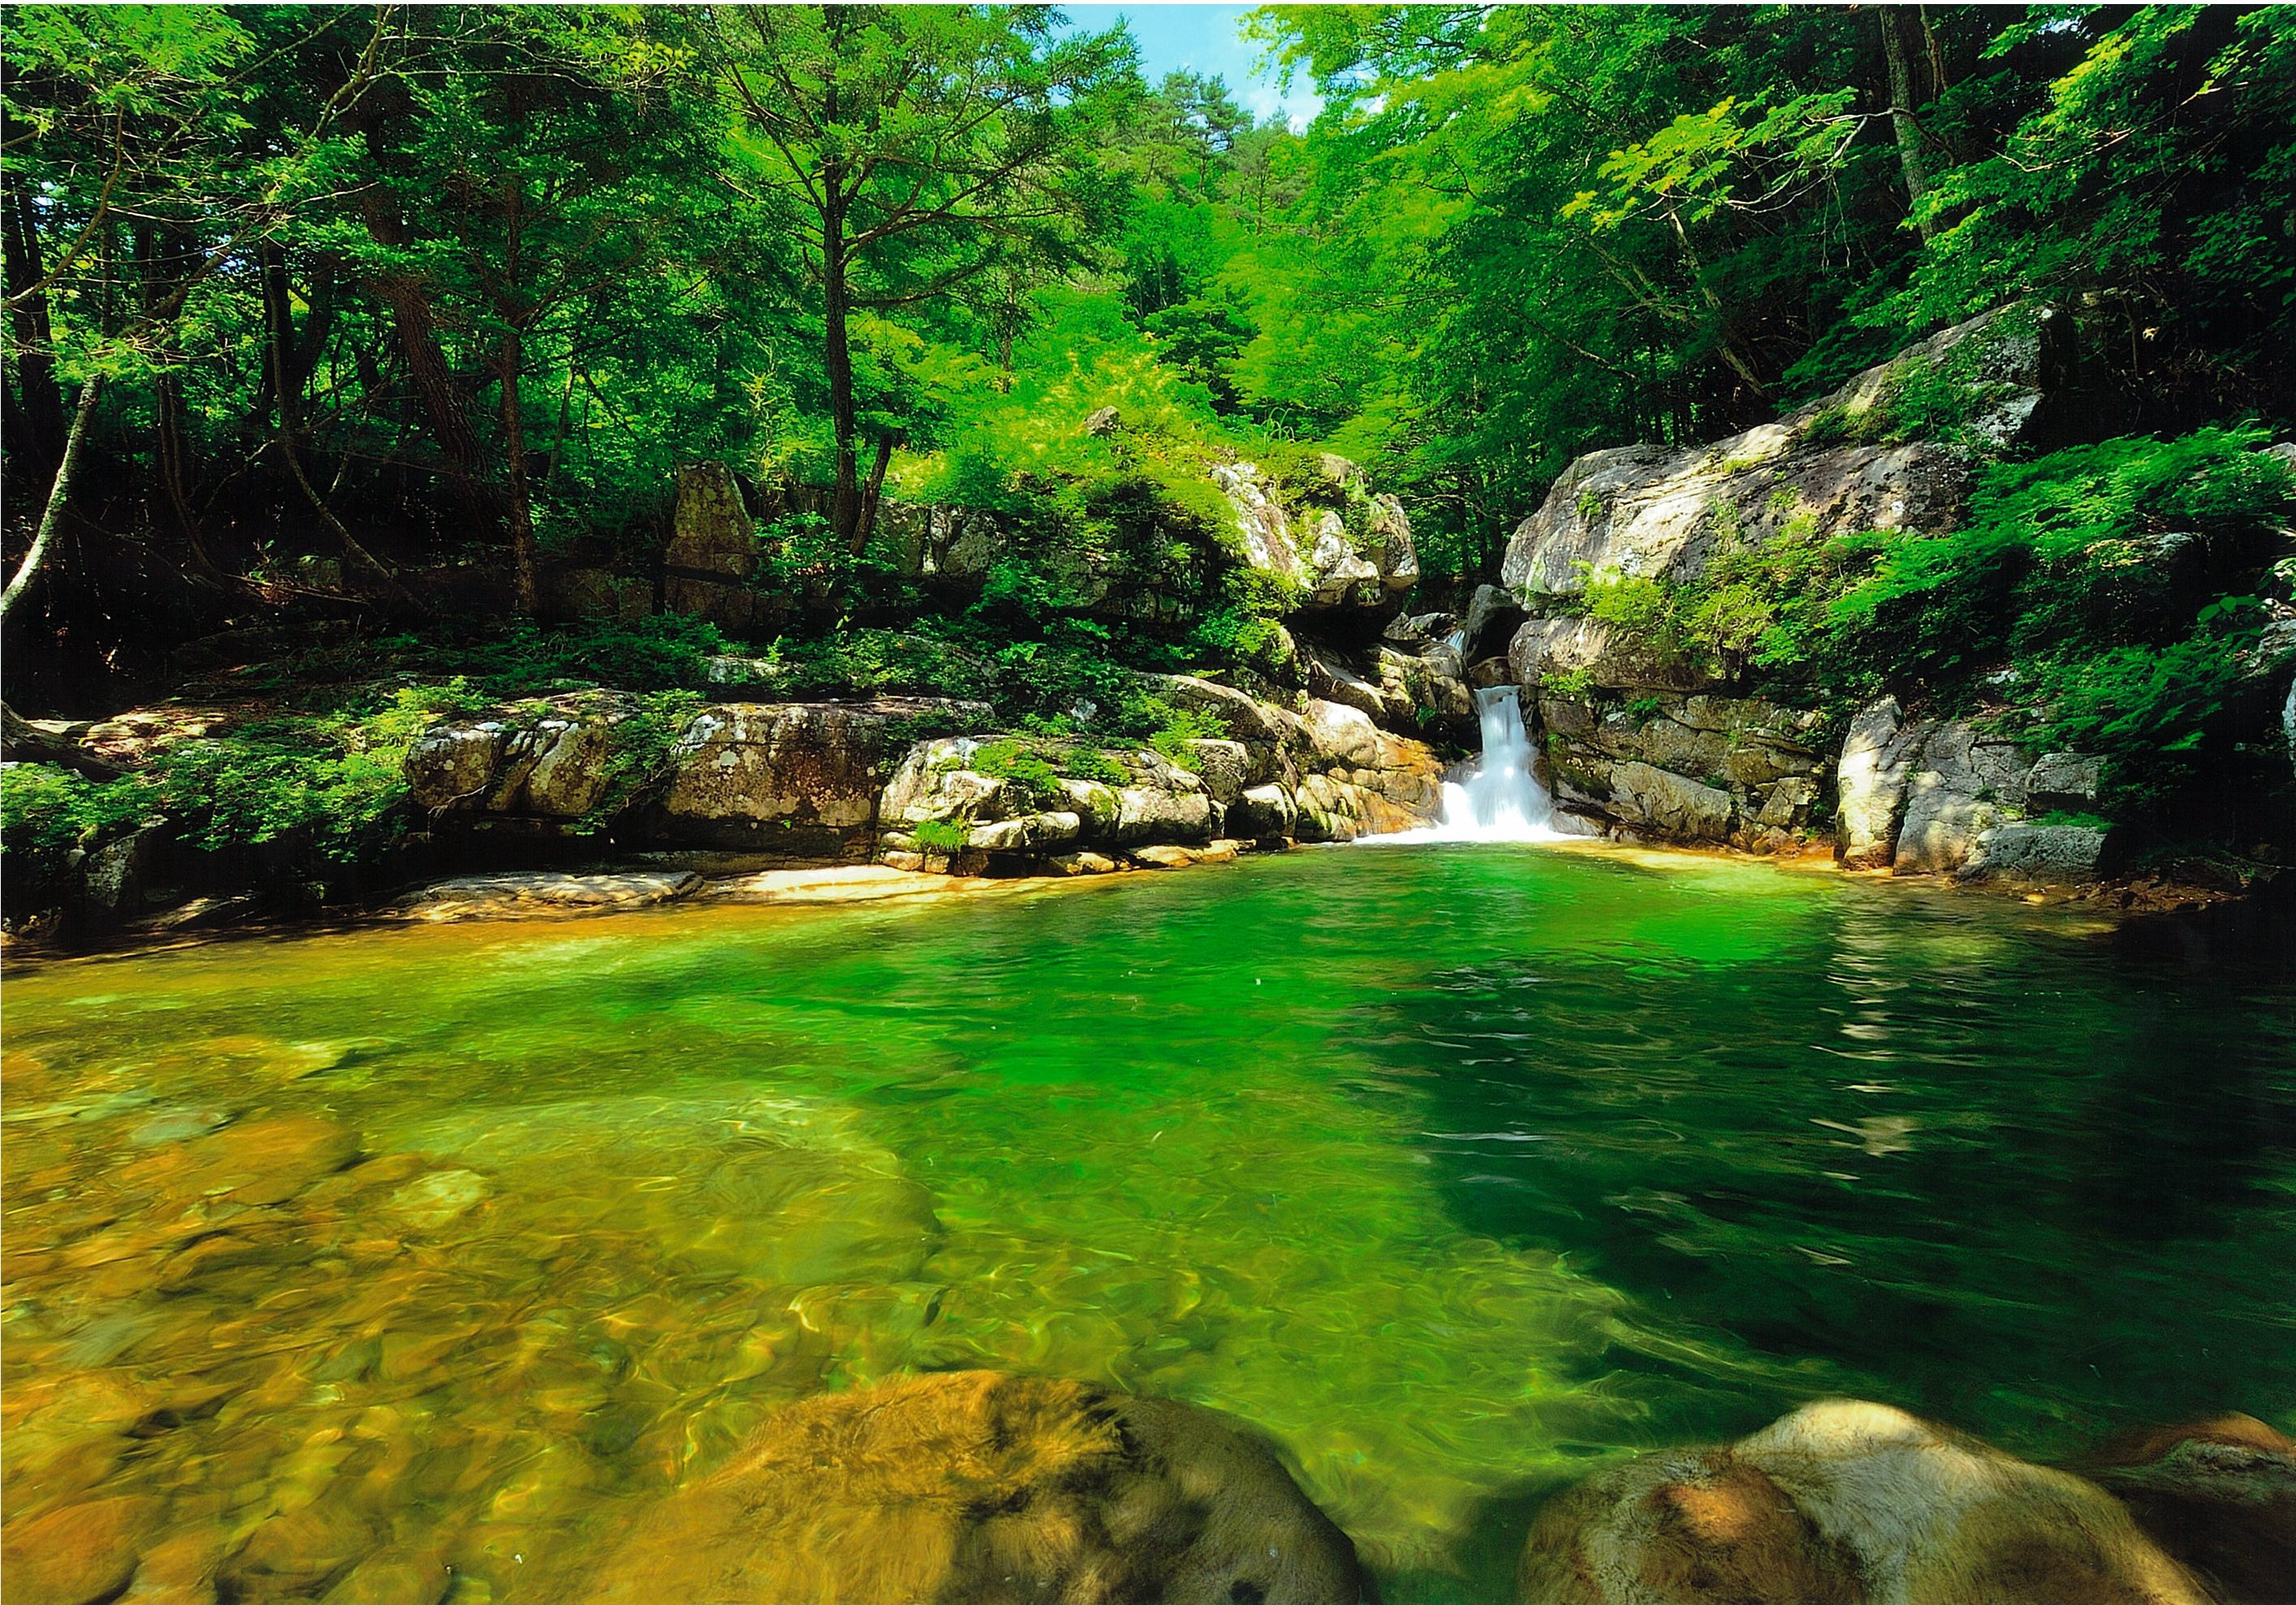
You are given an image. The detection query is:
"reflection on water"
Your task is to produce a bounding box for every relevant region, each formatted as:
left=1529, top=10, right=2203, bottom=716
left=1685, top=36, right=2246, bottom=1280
left=3, top=847, right=2291, bottom=1599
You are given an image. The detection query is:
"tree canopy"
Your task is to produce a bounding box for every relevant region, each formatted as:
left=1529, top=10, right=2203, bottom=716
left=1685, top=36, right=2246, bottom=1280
left=2, top=4, right=2290, bottom=683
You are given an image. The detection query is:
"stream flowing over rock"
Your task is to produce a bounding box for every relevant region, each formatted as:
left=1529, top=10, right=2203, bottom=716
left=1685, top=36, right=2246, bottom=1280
left=581, top=1370, right=1375, bottom=1605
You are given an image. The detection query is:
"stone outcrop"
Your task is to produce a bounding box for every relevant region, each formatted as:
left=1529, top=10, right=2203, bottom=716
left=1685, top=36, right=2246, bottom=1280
left=1306, top=643, right=1474, bottom=738
left=1536, top=692, right=1828, bottom=849
left=408, top=695, right=991, bottom=861
left=1517, top=1398, right=2212, bottom=1605
left=1212, top=458, right=1418, bottom=617
left=582, top=1371, right=1375, bottom=1605
left=405, top=692, right=633, bottom=822
left=874, top=685, right=1445, bottom=871
left=1831, top=698, right=2111, bottom=880
left=661, top=460, right=759, bottom=631
left=656, top=702, right=933, bottom=856
left=1502, top=305, right=2061, bottom=601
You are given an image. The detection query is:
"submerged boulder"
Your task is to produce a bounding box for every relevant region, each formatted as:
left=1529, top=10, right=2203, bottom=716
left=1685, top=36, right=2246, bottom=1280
left=582, top=1371, right=1375, bottom=1605
left=2080, top=1414, right=2296, bottom=1605
left=1518, top=1399, right=2211, bottom=1605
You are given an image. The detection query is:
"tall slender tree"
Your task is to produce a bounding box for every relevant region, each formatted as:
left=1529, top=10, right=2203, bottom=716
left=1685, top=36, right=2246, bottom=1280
left=719, top=4, right=1132, bottom=553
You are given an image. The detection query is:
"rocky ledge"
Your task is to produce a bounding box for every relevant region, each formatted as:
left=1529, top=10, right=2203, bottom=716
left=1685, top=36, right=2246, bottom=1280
left=404, top=674, right=1443, bottom=882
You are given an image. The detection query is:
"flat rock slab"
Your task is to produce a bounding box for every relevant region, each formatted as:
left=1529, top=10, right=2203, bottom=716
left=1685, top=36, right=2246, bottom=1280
left=700, top=865, right=965, bottom=905
left=395, top=871, right=703, bottom=922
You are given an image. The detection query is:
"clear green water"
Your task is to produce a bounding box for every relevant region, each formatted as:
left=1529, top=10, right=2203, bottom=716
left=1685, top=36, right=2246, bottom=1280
left=4, top=845, right=2292, bottom=1599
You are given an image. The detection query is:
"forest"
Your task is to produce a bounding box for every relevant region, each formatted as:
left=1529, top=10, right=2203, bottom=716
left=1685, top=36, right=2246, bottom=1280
left=2, top=3, right=2294, bottom=912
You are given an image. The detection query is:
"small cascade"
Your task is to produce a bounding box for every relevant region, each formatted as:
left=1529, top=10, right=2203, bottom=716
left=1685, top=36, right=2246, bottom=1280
left=1370, top=684, right=1564, bottom=844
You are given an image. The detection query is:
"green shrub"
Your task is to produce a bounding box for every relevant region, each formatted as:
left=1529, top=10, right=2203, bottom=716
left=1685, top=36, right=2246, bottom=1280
left=2022, top=606, right=2276, bottom=809
left=1065, top=750, right=1131, bottom=787
left=913, top=818, right=970, bottom=854
left=1824, top=426, right=2294, bottom=696
left=0, top=679, right=501, bottom=890
left=969, top=738, right=1067, bottom=803
left=447, top=615, right=741, bottom=696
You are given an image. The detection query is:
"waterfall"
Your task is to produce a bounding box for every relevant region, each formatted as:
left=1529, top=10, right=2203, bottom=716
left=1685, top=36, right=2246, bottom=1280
left=1370, top=684, right=1563, bottom=844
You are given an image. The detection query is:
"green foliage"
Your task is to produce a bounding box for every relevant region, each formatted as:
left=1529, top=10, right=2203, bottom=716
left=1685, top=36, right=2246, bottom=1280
left=1826, top=428, right=2295, bottom=691
left=1137, top=702, right=1228, bottom=768
left=584, top=690, right=704, bottom=826
left=2022, top=617, right=2273, bottom=811
left=968, top=738, right=1067, bottom=804
left=0, top=680, right=496, bottom=888
left=912, top=818, right=971, bottom=855
left=449, top=617, right=742, bottom=696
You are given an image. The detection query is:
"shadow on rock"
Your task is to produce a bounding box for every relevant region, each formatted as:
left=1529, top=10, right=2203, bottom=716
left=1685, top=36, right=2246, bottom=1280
left=582, top=1369, right=1378, bottom=1605
left=1516, top=1399, right=2218, bottom=1605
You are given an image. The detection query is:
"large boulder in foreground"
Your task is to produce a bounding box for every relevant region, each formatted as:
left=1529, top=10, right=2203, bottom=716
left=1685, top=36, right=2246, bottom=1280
left=2080, top=1414, right=2296, bottom=1605
left=1517, top=1398, right=2210, bottom=1605
left=582, top=1371, right=1374, bottom=1605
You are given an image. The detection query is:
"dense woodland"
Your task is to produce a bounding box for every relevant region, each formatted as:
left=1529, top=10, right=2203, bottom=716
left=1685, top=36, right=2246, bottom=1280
left=3, top=4, right=2294, bottom=906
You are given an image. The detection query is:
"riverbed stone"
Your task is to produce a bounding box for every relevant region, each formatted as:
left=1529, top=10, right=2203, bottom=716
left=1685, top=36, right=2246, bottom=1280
left=580, top=1371, right=1374, bottom=1605
left=220, top=1500, right=378, bottom=1602
left=1, top=1495, right=162, bottom=1605
left=1518, top=1398, right=2210, bottom=1605
left=1132, top=844, right=1196, bottom=868
left=395, top=871, right=701, bottom=922
left=2081, top=1414, right=2296, bottom=1605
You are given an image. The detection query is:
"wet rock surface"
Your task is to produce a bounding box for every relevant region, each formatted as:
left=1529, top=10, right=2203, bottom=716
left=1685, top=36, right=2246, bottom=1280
left=395, top=871, right=703, bottom=921
left=2081, top=1415, right=2296, bottom=1605
left=1518, top=1399, right=2215, bottom=1605
left=582, top=1370, right=1376, bottom=1605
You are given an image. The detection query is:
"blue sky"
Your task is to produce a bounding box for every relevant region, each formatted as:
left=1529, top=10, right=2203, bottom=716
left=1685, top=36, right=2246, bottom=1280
left=1060, top=4, right=1324, bottom=128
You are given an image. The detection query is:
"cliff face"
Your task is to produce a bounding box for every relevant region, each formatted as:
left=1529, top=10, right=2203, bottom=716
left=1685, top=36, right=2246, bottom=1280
left=1494, top=306, right=2296, bottom=884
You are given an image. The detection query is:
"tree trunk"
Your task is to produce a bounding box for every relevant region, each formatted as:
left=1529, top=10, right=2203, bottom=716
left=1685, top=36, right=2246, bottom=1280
left=1, top=372, right=101, bottom=623
left=135, top=225, right=202, bottom=551
left=259, top=242, right=301, bottom=430
left=823, top=190, right=862, bottom=552
left=357, top=195, right=494, bottom=514
left=853, top=432, right=896, bottom=557
left=4, top=178, right=67, bottom=470
left=1881, top=8, right=1935, bottom=242
left=498, top=325, right=539, bottom=615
